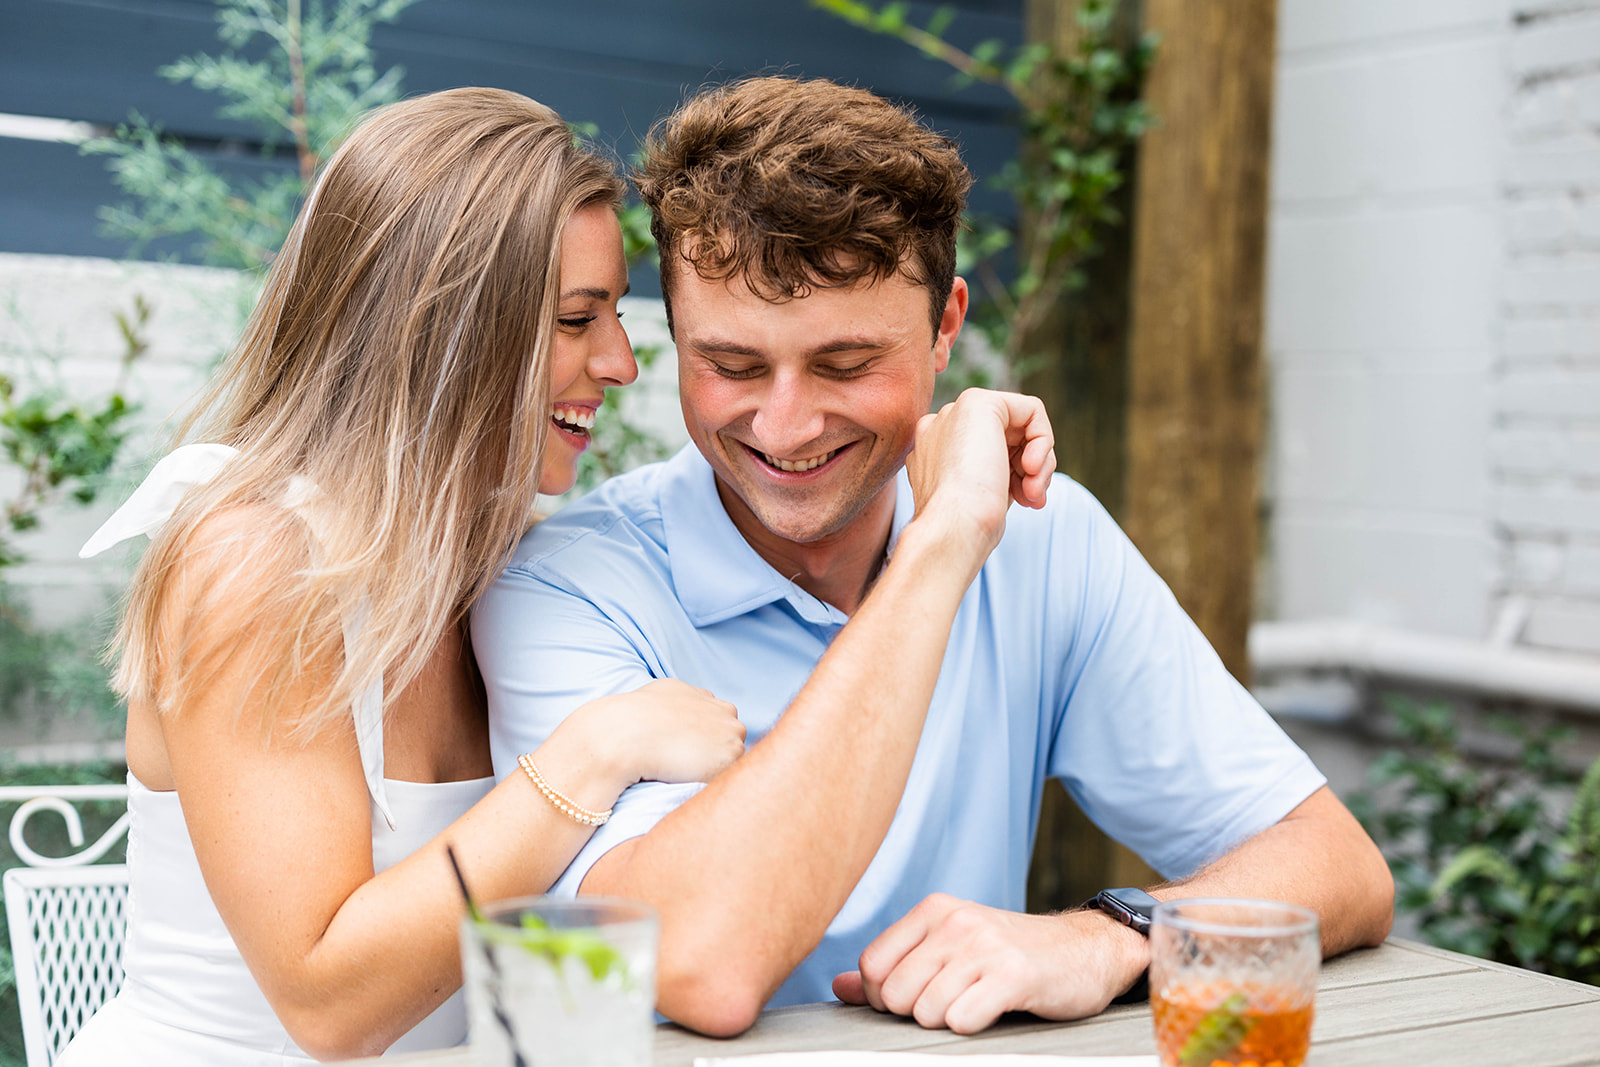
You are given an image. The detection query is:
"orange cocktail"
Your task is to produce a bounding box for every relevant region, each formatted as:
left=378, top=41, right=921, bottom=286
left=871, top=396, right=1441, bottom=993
left=1151, top=979, right=1314, bottom=1067
left=1149, top=900, right=1319, bottom=1067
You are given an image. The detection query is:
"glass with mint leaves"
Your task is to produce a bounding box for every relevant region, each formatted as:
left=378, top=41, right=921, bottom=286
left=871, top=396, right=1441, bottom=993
left=460, top=896, right=659, bottom=1067
left=1150, top=899, right=1319, bottom=1067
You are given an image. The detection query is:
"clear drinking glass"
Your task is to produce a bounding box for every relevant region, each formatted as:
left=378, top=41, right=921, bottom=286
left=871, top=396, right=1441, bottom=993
left=1149, top=899, right=1319, bottom=1067
left=459, top=896, right=658, bottom=1067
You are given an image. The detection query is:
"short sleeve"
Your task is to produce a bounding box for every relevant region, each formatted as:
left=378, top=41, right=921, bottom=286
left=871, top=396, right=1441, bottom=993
left=471, top=555, right=692, bottom=894
left=1046, top=485, right=1326, bottom=879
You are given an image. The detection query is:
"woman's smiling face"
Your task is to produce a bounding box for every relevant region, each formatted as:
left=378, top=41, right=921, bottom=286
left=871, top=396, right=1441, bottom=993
left=540, top=203, right=637, bottom=496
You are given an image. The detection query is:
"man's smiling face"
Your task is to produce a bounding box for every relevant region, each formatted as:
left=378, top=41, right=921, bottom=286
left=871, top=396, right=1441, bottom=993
left=672, top=264, right=966, bottom=551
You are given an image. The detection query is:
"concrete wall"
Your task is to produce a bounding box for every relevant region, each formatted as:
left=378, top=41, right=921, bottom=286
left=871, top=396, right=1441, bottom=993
left=1498, top=0, right=1600, bottom=653
left=1265, top=0, right=1600, bottom=656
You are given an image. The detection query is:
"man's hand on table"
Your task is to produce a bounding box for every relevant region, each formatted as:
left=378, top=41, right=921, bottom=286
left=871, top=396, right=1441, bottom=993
left=831, top=893, right=1149, bottom=1034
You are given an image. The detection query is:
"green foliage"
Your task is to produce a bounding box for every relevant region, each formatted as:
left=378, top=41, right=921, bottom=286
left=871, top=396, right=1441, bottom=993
left=0, top=295, right=147, bottom=571
left=813, top=0, right=1155, bottom=386
left=1353, top=700, right=1600, bottom=985
left=619, top=202, right=660, bottom=272
left=0, top=586, right=122, bottom=730
left=82, top=0, right=418, bottom=270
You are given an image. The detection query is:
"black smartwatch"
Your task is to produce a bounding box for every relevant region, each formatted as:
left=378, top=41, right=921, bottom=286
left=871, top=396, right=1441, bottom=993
left=1083, top=887, right=1160, bottom=1004
left=1086, top=886, right=1160, bottom=936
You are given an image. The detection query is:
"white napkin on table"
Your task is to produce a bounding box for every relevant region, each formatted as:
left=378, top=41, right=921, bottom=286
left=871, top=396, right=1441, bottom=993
left=694, top=1054, right=1159, bottom=1067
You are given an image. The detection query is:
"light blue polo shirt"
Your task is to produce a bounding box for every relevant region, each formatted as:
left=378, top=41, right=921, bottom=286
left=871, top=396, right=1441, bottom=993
left=473, top=445, right=1325, bottom=1008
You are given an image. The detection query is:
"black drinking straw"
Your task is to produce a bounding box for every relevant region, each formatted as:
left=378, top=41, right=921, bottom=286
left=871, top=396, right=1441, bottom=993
left=445, top=845, right=529, bottom=1067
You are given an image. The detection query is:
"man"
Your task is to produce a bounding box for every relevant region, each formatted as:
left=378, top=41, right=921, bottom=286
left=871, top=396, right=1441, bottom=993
left=473, top=76, right=1392, bottom=1038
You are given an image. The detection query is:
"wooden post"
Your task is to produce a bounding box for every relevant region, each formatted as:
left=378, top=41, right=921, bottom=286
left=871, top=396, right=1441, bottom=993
left=1023, top=0, right=1277, bottom=912
left=1122, top=0, right=1277, bottom=683
left=1022, top=0, right=1157, bottom=914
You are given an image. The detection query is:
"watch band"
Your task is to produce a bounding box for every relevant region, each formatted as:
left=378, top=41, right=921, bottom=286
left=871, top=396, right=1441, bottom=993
left=1084, top=886, right=1160, bottom=1004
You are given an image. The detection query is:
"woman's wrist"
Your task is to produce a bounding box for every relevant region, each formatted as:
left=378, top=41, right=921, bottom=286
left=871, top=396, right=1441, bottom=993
left=529, top=706, right=635, bottom=812
left=891, top=510, right=995, bottom=595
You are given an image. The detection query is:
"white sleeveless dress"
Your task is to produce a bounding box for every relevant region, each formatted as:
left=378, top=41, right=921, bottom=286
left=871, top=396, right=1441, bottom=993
left=59, top=445, right=494, bottom=1065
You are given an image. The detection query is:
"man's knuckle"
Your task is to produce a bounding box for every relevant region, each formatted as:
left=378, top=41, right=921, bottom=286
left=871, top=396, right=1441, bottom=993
left=858, top=944, right=891, bottom=980
left=911, top=995, right=947, bottom=1030
left=942, top=906, right=982, bottom=938
left=878, top=974, right=915, bottom=1015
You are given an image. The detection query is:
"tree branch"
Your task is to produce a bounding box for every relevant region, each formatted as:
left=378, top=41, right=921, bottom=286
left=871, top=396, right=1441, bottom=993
left=286, top=0, right=316, bottom=183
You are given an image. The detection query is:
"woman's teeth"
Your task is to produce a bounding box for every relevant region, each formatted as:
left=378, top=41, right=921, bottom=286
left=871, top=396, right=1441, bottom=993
left=762, top=448, right=837, bottom=472
left=552, top=406, right=596, bottom=431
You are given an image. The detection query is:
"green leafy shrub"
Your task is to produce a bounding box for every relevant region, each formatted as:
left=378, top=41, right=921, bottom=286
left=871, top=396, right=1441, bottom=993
left=1353, top=700, right=1600, bottom=985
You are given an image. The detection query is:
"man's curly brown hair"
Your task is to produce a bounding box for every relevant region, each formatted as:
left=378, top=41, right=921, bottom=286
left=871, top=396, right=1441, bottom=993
left=635, top=76, right=973, bottom=337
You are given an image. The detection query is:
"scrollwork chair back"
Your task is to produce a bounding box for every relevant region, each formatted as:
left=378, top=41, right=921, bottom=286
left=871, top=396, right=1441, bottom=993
left=1, top=785, right=130, bottom=1067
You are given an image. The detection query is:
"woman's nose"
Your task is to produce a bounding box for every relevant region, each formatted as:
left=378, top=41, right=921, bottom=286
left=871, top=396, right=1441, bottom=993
left=593, top=317, right=639, bottom=387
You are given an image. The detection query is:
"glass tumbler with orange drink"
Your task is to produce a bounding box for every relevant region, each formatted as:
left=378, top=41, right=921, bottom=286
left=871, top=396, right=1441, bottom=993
left=1149, top=899, right=1319, bottom=1067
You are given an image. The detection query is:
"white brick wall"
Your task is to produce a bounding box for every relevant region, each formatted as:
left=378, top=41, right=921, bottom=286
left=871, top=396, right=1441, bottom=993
left=1264, top=0, right=1505, bottom=640
left=1266, top=0, right=1600, bottom=656
left=1498, top=1, right=1600, bottom=653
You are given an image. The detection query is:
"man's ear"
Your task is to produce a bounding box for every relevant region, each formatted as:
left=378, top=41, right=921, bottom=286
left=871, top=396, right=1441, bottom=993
left=932, top=277, right=969, bottom=374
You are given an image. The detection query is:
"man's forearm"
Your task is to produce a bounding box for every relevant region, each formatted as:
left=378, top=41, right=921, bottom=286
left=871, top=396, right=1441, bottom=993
left=837, top=784, right=1394, bottom=1035
left=1146, top=785, right=1395, bottom=956
left=1095, top=785, right=1395, bottom=1007
left=579, top=518, right=985, bottom=1035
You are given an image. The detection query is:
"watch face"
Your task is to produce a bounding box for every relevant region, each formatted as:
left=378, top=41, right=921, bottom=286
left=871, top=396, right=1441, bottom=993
left=1099, top=888, right=1158, bottom=934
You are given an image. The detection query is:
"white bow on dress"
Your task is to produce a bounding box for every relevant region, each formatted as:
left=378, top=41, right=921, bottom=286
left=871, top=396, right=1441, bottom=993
left=81, top=443, right=397, bottom=829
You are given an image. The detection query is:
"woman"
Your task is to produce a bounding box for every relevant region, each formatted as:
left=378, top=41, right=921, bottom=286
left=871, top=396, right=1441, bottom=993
left=60, top=88, right=745, bottom=1065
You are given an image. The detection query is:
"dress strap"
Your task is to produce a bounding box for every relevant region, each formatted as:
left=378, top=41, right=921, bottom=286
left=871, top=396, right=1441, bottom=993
left=342, top=607, right=395, bottom=831
left=79, top=443, right=240, bottom=559
left=79, top=444, right=396, bottom=830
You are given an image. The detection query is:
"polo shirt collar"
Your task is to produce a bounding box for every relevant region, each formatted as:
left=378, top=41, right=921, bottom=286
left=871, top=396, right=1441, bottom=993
left=659, top=446, right=797, bottom=627
left=660, top=445, right=909, bottom=630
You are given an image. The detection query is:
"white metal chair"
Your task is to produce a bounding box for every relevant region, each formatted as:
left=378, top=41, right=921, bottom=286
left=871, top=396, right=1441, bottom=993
left=1, top=785, right=130, bottom=1067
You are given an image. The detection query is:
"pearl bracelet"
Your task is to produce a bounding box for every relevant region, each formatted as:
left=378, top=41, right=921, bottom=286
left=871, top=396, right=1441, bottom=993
left=517, top=754, right=612, bottom=827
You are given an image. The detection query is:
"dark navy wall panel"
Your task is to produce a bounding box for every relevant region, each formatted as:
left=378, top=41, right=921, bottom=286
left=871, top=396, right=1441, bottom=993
left=1, top=0, right=1024, bottom=281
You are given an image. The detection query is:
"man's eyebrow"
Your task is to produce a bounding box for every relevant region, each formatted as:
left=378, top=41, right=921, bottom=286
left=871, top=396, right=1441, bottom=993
left=809, top=336, right=886, bottom=356
left=685, top=334, right=888, bottom=357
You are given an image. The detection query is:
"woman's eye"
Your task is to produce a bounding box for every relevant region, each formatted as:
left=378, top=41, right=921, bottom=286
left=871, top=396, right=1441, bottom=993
left=558, top=315, right=597, bottom=329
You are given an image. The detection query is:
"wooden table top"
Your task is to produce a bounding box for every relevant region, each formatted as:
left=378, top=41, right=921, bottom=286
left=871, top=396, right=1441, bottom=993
left=362, top=939, right=1600, bottom=1067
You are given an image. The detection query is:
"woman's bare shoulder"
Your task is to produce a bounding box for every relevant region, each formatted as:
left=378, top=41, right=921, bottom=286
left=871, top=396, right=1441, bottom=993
left=154, top=500, right=323, bottom=660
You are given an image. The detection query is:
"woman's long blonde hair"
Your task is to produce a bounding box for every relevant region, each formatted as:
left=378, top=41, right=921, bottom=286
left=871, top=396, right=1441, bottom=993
left=113, top=87, right=623, bottom=736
